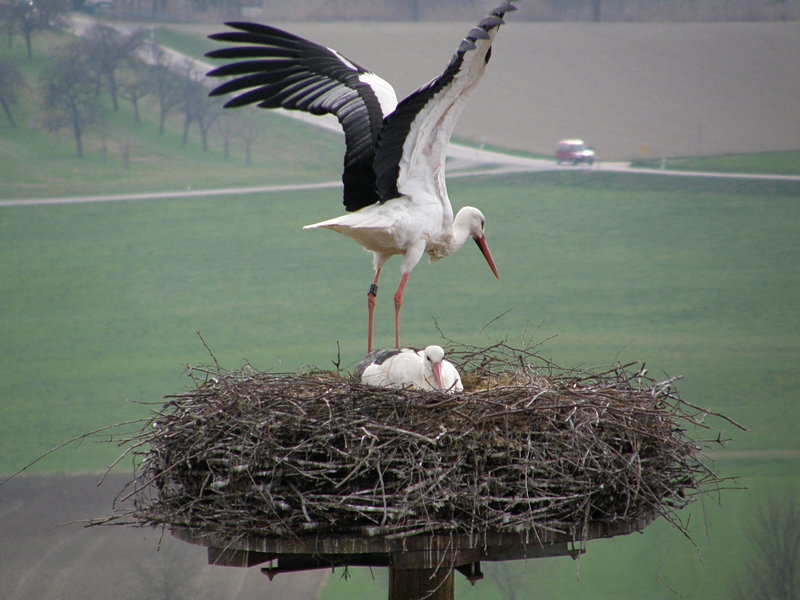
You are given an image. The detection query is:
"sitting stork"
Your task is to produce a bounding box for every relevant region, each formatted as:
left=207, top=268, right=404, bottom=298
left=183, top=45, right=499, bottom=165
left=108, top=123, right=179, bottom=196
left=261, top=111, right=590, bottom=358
left=206, top=2, right=514, bottom=351
left=354, top=345, right=463, bottom=393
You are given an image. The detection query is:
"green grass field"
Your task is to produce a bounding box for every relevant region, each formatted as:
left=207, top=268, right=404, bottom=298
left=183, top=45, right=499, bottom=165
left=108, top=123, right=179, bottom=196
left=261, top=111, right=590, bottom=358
left=2, top=30, right=799, bottom=600
left=2, top=169, right=798, bottom=598
left=631, top=150, right=800, bottom=175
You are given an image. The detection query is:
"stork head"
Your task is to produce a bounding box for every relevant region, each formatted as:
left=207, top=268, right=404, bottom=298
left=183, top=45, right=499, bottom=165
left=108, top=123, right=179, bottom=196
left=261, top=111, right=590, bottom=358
left=422, top=345, right=446, bottom=391
left=455, top=207, right=499, bottom=280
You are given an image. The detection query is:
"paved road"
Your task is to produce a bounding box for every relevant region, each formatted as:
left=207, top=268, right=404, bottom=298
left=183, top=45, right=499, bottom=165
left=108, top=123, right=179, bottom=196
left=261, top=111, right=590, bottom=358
left=3, top=156, right=797, bottom=208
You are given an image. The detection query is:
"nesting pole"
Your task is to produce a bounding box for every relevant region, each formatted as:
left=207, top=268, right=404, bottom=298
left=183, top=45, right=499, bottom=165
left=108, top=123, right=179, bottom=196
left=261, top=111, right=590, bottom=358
left=389, top=567, right=453, bottom=600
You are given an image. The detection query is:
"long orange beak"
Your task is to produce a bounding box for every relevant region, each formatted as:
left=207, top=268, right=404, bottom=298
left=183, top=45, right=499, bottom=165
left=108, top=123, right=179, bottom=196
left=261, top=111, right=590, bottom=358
left=474, top=236, right=499, bottom=279
left=431, top=361, right=444, bottom=391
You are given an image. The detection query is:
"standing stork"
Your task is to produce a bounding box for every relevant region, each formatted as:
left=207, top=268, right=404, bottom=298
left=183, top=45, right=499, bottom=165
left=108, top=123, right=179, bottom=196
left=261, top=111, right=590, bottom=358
left=206, top=2, right=513, bottom=351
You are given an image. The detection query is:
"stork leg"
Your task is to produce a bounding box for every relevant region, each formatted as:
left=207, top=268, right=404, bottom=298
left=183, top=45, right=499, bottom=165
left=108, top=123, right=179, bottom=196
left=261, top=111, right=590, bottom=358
left=393, top=273, right=409, bottom=349
left=367, top=268, right=381, bottom=353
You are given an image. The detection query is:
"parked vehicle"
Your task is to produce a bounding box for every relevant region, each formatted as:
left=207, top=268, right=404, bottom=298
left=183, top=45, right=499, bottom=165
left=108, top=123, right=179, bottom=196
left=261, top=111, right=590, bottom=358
left=556, top=139, right=595, bottom=165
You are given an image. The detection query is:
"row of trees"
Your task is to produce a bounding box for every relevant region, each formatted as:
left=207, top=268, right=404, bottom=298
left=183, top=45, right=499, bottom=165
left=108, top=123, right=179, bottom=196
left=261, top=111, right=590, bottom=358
left=0, top=22, right=266, bottom=161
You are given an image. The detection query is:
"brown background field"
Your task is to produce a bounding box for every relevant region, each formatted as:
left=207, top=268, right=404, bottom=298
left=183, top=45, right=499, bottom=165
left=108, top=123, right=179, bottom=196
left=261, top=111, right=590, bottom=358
left=189, top=17, right=800, bottom=160
left=0, top=474, right=326, bottom=600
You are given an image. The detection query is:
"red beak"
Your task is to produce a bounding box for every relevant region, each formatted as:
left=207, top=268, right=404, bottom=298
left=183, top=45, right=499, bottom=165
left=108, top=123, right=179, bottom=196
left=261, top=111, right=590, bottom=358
left=431, top=363, right=444, bottom=392
left=431, top=361, right=444, bottom=391
left=474, top=236, right=499, bottom=279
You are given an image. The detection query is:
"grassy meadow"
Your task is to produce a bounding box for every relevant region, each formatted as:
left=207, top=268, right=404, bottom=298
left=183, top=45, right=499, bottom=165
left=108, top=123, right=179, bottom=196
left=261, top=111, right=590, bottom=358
left=2, top=168, right=798, bottom=598
left=2, top=27, right=800, bottom=600
left=631, top=150, right=800, bottom=175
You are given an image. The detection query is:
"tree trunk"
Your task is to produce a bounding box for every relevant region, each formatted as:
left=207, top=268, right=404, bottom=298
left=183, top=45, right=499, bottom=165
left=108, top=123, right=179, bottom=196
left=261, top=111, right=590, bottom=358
left=182, top=113, right=191, bottom=144
left=132, top=96, right=140, bottom=123
left=410, top=0, right=419, bottom=21
left=592, top=0, right=602, bottom=21
left=73, top=120, right=83, bottom=158
left=108, top=72, right=119, bottom=111
left=0, top=97, right=16, bottom=127
left=199, top=122, right=208, bottom=151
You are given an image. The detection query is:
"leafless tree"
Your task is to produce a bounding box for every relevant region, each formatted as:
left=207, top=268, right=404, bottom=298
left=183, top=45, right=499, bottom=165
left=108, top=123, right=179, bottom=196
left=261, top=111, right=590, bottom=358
left=40, top=41, right=103, bottom=157
left=3, top=0, right=69, bottom=58
left=180, top=76, right=223, bottom=151
left=241, top=123, right=260, bottom=165
left=732, top=492, right=800, bottom=600
left=0, top=57, right=25, bottom=127
left=216, top=112, right=236, bottom=159
left=83, top=24, right=144, bottom=112
left=149, top=48, right=189, bottom=134
left=117, top=55, right=152, bottom=123
left=215, top=110, right=254, bottom=160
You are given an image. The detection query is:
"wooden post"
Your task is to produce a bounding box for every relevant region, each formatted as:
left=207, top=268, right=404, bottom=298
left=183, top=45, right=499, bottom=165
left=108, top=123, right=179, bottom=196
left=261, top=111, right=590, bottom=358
left=388, top=566, right=454, bottom=600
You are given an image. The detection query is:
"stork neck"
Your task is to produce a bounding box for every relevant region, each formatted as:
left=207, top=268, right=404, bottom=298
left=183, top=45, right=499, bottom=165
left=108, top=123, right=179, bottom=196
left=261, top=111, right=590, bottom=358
left=450, top=208, right=477, bottom=251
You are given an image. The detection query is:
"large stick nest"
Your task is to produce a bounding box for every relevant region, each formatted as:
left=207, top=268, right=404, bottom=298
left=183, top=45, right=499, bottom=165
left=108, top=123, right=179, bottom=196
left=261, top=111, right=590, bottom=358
left=110, top=340, right=735, bottom=544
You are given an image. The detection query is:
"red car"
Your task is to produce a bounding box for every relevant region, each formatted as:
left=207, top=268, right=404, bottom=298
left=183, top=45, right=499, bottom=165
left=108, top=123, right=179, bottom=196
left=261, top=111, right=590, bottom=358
left=556, top=139, right=596, bottom=165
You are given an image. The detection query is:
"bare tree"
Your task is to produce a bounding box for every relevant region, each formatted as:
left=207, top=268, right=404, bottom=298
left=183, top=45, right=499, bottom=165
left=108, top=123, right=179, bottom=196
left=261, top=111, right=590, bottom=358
left=216, top=111, right=236, bottom=159
left=4, top=0, right=69, bottom=58
left=215, top=110, right=252, bottom=160
left=149, top=48, right=189, bottom=134
left=241, top=121, right=260, bottom=165
left=732, top=492, right=800, bottom=600
left=180, top=76, right=223, bottom=151
left=117, top=55, right=152, bottom=123
left=83, top=24, right=144, bottom=112
left=40, top=41, right=103, bottom=157
left=0, top=57, right=25, bottom=127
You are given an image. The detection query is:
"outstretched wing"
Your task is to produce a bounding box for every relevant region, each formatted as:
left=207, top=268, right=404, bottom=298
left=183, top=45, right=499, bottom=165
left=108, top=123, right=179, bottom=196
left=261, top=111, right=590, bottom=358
left=374, top=2, right=516, bottom=205
left=205, top=23, right=398, bottom=212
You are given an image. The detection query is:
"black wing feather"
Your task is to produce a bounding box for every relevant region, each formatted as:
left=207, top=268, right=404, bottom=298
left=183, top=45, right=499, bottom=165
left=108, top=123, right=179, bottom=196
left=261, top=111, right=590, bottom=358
left=206, top=22, right=390, bottom=211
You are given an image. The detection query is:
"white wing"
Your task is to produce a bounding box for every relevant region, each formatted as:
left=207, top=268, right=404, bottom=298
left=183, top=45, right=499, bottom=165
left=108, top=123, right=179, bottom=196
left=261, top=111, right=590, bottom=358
left=373, top=2, right=516, bottom=207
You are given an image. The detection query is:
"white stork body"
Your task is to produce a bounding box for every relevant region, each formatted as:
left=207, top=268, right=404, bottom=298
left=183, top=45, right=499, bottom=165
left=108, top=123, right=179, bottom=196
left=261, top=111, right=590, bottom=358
left=355, top=345, right=463, bottom=393
left=206, top=2, right=512, bottom=350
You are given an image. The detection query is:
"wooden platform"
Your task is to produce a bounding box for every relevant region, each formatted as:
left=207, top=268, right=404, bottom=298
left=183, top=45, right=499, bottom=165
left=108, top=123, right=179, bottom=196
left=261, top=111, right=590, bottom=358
left=172, top=512, right=657, bottom=598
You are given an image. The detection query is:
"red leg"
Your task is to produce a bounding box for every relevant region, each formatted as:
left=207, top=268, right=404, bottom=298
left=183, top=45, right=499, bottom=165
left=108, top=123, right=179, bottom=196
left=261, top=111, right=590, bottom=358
left=393, top=273, right=409, bottom=349
left=367, top=268, right=381, bottom=353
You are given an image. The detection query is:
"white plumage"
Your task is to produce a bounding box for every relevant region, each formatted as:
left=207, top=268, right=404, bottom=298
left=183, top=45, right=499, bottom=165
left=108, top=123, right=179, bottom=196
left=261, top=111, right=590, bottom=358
left=356, top=345, right=463, bottom=393
left=206, top=2, right=514, bottom=351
